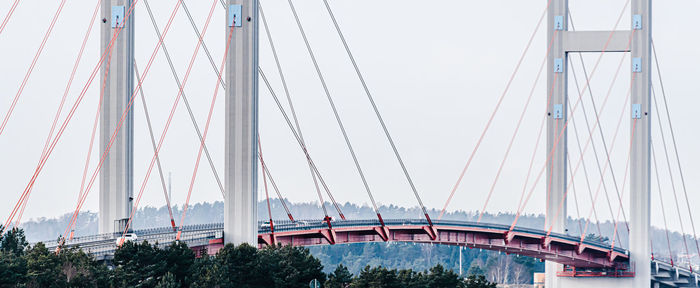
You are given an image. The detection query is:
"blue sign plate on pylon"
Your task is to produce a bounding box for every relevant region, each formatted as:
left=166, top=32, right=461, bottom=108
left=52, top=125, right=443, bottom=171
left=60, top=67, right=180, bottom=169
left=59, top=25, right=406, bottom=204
left=632, top=104, right=642, bottom=119
left=112, top=6, right=125, bottom=28
left=229, top=5, right=242, bottom=27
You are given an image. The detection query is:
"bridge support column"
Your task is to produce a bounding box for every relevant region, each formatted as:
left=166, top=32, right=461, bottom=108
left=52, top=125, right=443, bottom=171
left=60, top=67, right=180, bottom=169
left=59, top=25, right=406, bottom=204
left=629, top=0, right=652, bottom=286
left=99, top=0, right=135, bottom=234
left=224, top=0, right=259, bottom=246
left=545, top=0, right=568, bottom=286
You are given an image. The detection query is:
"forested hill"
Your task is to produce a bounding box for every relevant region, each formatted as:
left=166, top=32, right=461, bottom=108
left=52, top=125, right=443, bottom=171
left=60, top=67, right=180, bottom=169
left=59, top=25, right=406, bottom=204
left=20, top=200, right=688, bottom=264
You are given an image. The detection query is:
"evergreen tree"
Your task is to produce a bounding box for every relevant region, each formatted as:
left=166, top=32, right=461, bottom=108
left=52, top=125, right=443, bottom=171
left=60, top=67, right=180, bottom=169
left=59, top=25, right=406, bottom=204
left=215, top=243, right=268, bottom=287
left=0, top=226, right=29, bottom=287
left=0, top=250, right=27, bottom=287
left=425, top=264, right=465, bottom=288
left=58, top=246, right=109, bottom=287
left=350, top=266, right=401, bottom=288
left=163, top=241, right=196, bottom=286
left=190, top=256, right=223, bottom=288
left=112, top=240, right=167, bottom=287
left=259, top=245, right=326, bottom=288
left=396, top=269, right=427, bottom=288
left=0, top=226, right=28, bottom=256
left=464, top=274, right=496, bottom=288
left=156, top=272, right=181, bottom=288
left=24, top=242, right=65, bottom=288
left=325, top=264, right=353, bottom=288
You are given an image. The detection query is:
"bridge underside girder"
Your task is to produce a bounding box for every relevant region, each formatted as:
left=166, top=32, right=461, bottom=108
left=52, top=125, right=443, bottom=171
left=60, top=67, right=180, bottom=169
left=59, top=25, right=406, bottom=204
left=257, top=224, right=627, bottom=269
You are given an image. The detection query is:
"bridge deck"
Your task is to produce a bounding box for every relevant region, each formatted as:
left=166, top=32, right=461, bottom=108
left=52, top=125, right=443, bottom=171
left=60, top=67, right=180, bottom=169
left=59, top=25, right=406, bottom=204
left=39, top=219, right=626, bottom=268
left=35, top=219, right=700, bottom=285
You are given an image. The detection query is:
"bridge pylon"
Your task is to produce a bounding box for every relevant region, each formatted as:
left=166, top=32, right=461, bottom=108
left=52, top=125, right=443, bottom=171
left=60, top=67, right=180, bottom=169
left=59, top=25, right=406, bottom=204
left=546, top=0, right=651, bottom=287
left=99, top=0, right=135, bottom=234
left=223, top=0, right=259, bottom=246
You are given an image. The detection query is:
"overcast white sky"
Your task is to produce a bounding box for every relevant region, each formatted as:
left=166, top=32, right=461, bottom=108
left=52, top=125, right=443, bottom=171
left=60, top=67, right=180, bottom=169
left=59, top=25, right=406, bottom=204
left=1, top=0, right=699, bottom=234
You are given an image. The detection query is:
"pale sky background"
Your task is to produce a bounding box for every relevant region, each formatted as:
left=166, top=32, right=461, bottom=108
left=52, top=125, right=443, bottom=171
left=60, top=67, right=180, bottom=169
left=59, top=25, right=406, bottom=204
left=1, top=0, right=699, bottom=234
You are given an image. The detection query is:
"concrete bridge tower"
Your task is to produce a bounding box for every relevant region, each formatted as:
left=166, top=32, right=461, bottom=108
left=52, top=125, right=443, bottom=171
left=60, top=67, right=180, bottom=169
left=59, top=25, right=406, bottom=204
left=223, top=0, right=259, bottom=246
left=545, top=0, right=651, bottom=287
left=99, top=0, right=135, bottom=234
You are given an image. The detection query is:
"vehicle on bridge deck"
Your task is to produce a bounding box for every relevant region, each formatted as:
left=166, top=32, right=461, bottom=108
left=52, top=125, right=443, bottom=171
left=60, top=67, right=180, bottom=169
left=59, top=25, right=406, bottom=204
left=115, top=233, right=138, bottom=246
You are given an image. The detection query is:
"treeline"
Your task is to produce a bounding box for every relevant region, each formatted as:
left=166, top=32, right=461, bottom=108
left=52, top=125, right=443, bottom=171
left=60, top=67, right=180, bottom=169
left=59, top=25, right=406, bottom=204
left=1, top=226, right=497, bottom=288
left=309, top=241, right=542, bottom=284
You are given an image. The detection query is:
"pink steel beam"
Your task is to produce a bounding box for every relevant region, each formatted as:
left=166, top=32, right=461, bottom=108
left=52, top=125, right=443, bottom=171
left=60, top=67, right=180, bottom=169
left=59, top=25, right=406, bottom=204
left=248, top=224, right=628, bottom=269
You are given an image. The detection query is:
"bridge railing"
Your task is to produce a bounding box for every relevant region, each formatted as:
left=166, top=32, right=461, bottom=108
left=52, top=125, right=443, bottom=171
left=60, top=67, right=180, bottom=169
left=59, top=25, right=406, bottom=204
left=34, top=218, right=625, bottom=255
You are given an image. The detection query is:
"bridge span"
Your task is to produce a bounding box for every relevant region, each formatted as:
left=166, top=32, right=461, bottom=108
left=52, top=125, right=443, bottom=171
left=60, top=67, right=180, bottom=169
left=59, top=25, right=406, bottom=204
left=32, top=218, right=699, bottom=287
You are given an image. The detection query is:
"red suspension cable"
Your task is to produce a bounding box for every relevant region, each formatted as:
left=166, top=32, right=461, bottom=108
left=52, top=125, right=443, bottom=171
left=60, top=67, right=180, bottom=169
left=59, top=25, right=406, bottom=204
left=262, top=162, right=294, bottom=221
left=16, top=3, right=104, bottom=227
left=609, top=118, right=638, bottom=251
left=0, top=0, right=20, bottom=35
left=439, top=0, right=554, bottom=220
left=478, top=28, right=560, bottom=223
left=3, top=0, right=133, bottom=233
left=57, top=0, right=184, bottom=244
left=577, top=85, right=630, bottom=243
left=0, top=0, right=67, bottom=137
left=567, top=150, right=584, bottom=234
left=258, top=136, right=275, bottom=234
left=175, top=12, right=233, bottom=240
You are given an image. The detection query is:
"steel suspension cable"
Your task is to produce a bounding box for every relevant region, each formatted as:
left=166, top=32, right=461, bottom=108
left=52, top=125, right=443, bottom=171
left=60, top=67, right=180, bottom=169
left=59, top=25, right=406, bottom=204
left=259, top=3, right=329, bottom=220
left=322, top=0, right=432, bottom=226
left=176, top=20, right=232, bottom=241
left=569, top=12, right=629, bottom=229
left=440, top=0, right=554, bottom=220
left=479, top=28, right=559, bottom=223
left=610, top=117, right=638, bottom=251
left=180, top=0, right=226, bottom=89
left=258, top=136, right=275, bottom=234
left=567, top=150, right=584, bottom=234
left=0, top=0, right=67, bottom=137
left=13, top=0, right=103, bottom=227
left=567, top=101, right=605, bottom=236
left=652, top=140, right=675, bottom=267
left=143, top=0, right=225, bottom=198
left=118, top=0, right=220, bottom=245
left=0, top=0, right=20, bottom=35
left=3, top=0, right=136, bottom=232
left=135, top=62, right=176, bottom=230
left=259, top=69, right=345, bottom=219
left=184, top=1, right=339, bottom=219
left=575, top=64, right=633, bottom=243
left=286, top=0, right=374, bottom=223
left=571, top=59, right=627, bottom=233
left=651, top=86, right=692, bottom=266
left=60, top=0, right=186, bottom=244
left=262, top=163, right=294, bottom=221
left=568, top=58, right=617, bottom=237
left=652, top=41, right=700, bottom=257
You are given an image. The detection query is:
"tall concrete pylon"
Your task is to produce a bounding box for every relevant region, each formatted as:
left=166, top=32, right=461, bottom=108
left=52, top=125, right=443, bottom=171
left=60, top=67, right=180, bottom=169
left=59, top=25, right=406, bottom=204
left=545, top=0, right=651, bottom=287
left=99, top=0, right=135, bottom=234
left=224, top=0, right=259, bottom=246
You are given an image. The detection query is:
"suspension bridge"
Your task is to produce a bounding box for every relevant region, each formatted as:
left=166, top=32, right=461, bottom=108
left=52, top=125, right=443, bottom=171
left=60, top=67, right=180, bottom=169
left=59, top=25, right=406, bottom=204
left=1, top=0, right=698, bottom=287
